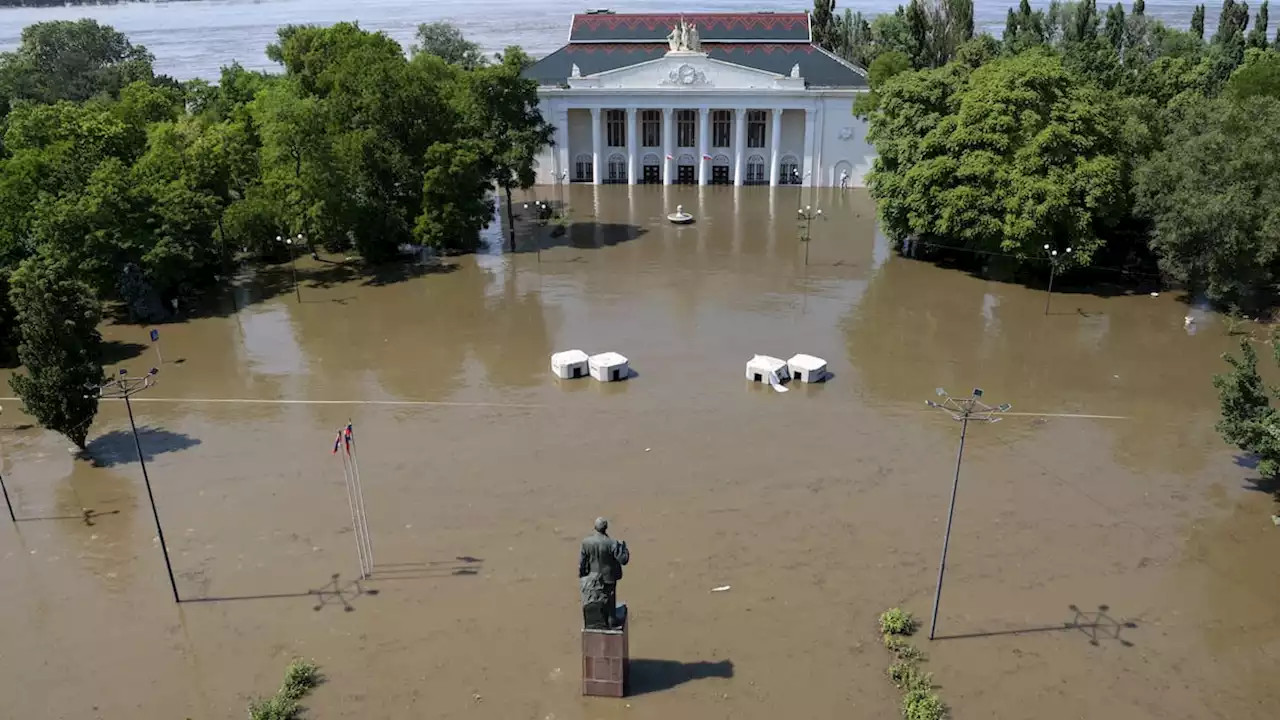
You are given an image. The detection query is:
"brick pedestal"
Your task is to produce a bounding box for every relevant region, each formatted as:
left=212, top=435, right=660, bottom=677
left=582, top=609, right=629, bottom=697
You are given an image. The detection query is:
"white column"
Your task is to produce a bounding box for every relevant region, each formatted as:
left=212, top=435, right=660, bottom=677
left=591, top=107, right=603, bottom=185
left=626, top=107, right=637, bottom=186
left=733, top=107, right=747, bottom=187
left=698, top=107, right=710, bottom=186
left=769, top=107, right=783, bottom=187
left=662, top=107, right=674, bottom=186
left=802, top=107, right=817, bottom=189
left=555, top=108, right=570, bottom=184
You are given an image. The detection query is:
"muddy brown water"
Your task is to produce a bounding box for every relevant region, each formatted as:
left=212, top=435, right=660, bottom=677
left=0, top=186, right=1276, bottom=719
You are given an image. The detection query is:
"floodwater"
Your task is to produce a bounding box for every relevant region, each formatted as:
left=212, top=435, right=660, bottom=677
left=0, top=0, right=1217, bottom=81
left=0, top=186, right=1277, bottom=719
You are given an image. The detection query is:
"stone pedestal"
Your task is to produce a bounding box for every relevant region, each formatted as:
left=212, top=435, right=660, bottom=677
left=582, top=607, right=629, bottom=697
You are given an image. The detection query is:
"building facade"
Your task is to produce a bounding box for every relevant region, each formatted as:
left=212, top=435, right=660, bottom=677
left=523, top=10, right=873, bottom=188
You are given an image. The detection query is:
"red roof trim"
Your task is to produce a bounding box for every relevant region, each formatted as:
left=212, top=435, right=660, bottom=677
left=564, top=43, right=817, bottom=55
left=572, top=12, right=809, bottom=32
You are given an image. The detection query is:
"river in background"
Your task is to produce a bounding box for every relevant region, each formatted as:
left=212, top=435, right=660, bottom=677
left=0, top=185, right=1276, bottom=719
left=0, top=0, right=1215, bottom=80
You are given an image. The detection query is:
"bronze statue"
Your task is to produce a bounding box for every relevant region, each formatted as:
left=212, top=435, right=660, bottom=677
left=579, top=517, right=630, bottom=629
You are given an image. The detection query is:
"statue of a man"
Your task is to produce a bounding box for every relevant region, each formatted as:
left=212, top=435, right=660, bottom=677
left=667, top=23, right=682, bottom=52
left=686, top=22, right=701, bottom=52
left=579, top=517, right=630, bottom=629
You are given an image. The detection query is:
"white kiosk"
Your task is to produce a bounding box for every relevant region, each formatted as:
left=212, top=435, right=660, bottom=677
left=589, top=352, right=630, bottom=382
left=551, top=349, right=590, bottom=379
left=787, top=354, right=828, bottom=383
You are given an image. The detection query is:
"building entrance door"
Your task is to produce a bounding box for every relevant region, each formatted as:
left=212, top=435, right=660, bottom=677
left=711, top=166, right=731, bottom=185
left=676, top=165, right=696, bottom=184
left=642, top=165, right=661, bottom=184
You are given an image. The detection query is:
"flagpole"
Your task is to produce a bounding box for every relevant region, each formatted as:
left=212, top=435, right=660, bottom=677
left=337, top=433, right=368, bottom=578
left=346, top=422, right=375, bottom=574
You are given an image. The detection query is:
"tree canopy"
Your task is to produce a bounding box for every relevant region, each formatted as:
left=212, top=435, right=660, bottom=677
left=813, top=0, right=1280, bottom=301
left=0, top=19, right=552, bottom=443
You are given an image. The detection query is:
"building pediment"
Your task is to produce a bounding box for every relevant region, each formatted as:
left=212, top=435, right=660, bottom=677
left=567, top=51, right=805, bottom=91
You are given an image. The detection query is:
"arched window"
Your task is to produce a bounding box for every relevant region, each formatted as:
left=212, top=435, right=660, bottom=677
left=642, top=153, right=661, bottom=167
left=677, top=153, right=697, bottom=166
left=779, top=155, right=800, bottom=185
left=711, top=154, right=731, bottom=167
left=746, top=154, right=767, bottom=185
left=574, top=153, right=593, bottom=182
left=607, top=153, right=627, bottom=183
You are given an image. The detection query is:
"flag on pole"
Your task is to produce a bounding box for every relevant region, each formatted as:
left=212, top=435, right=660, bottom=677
left=665, top=154, right=673, bottom=160
left=343, top=424, right=353, bottom=455
left=332, top=431, right=342, bottom=454
left=702, top=154, right=712, bottom=161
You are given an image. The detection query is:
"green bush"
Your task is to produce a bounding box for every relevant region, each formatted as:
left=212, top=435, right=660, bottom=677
left=888, top=660, right=932, bottom=691
left=247, top=659, right=320, bottom=720
left=883, top=633, right=925, bottom=662
left=248, top=695, right=298, bottom=720
left=879, top=607, right=917, bottom=636
left=280, top=659, right=320, bottom=702
left=902, top=687, right=947, bottom=720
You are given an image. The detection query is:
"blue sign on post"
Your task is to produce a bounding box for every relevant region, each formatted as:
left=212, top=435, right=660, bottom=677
left=149, top=329, right=159, bottom=342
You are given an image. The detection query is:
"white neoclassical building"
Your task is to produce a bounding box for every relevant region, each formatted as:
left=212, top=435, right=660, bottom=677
left=524, top=10, right=874, bottom=188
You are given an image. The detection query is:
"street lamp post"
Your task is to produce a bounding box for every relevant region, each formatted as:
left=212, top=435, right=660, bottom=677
left=923, top=388, right=1010, bottom=640
left=522, top=201, right=550, bottom=262
left=1043, top=244, right=1072, bottom=315
left=797, top=205, right=823, bottom=266
left=278, top=235, right=301, bottom=303
left=0, top=405, right=13, bottom=522
left=92, top=368, right=179, bottom=603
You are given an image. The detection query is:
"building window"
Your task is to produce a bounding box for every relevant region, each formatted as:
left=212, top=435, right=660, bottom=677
left=747, top=110, right=767, bottom=148
left=575, top=153, right=593, bottom=182
left=677, top=109, right=696, bottom=147
left=712, top=110, right=731, bottom=148
left=779, top=156, right=799, bottom=185
left=641, top=110, right=661, bottom=147
left=606, top=110, right=625, bottom=148
left=746, top=154, right=767, bottom=184
left=607, top=153, right=627, bottom=183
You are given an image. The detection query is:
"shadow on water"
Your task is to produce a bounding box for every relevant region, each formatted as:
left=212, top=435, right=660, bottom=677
left=368, top=556, right=484, bottom=581
left=627, top=659, right=735, bottom=696
left=1232, top=455, right=1279, bottom=499
left=517, top=222, right=648, bottom=254
left=101, top=340, right=148, bottom=364
left=182, top=573, right=378, bottom=611
left=86, top=426, right=202, bottom=467
left=933, top=605, right=1138, bottom=647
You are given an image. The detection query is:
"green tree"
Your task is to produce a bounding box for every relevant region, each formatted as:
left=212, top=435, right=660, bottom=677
left=1105, top=3, right=1127, bottom=49
left=412, top=21, right=487, bottom=69
left=1214, top=337, right=1280, bottom=481
left=462, top=47, right=553, bottom=250
left=0, top=19, right=157, bottom=113
left=1214, top=0, right=1251, bottom=44
left=1005, top=0, right=1049, bottom=54
left=1192, top=4, right=1207, bottom=38
left=853, top=50, right=913, bottom=116
left=8, top=254, right=102, bottom=449
left=1134, top=96, right=1280, bottom=306
left=867, top=51, right=1125, bottom=263
left=1224, top=50, right=1280, bottom=99
left=1133, top=0, right=1146, bottom=14
left=812, top=0, right=839, bottom=51
left=414, top=140, right=493, bottom=252
left=1247, top=0, right=1271, bottom=47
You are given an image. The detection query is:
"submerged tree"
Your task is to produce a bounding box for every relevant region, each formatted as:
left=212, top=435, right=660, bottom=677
left=8, top=254, right=102, bottom=449
left=1214, top=337, right=1280, bottom=482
